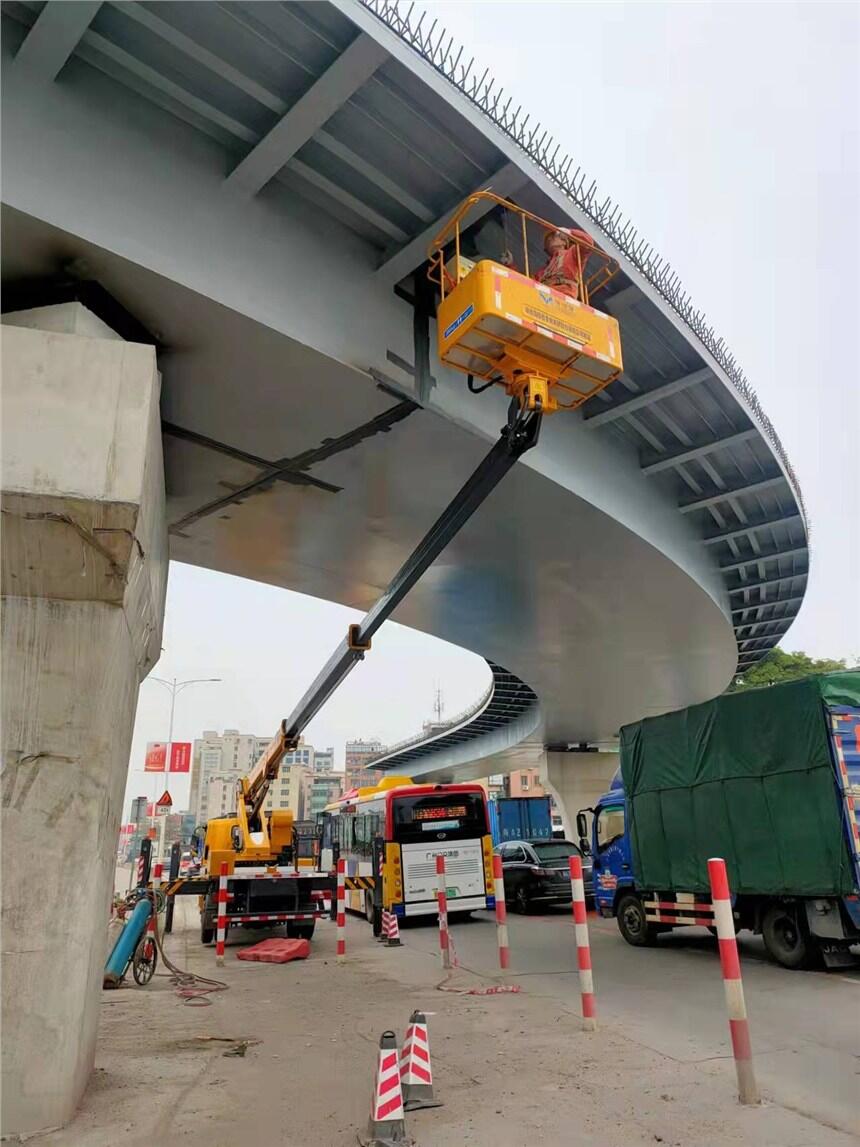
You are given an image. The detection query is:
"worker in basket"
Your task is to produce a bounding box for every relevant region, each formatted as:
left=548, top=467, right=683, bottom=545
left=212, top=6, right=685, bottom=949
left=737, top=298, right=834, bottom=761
left=535, top=227, right=595, bottom=300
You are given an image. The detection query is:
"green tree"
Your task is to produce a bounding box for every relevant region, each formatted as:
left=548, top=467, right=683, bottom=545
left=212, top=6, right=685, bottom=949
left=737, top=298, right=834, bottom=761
left=729, top=648, right=850, bottom=692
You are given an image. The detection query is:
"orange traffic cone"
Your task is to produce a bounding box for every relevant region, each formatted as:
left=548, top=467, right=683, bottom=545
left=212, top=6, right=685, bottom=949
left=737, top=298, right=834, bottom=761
left=359, top=1030, right=412, bottom=1146
left=400, top=1010, right=442, bottom=1110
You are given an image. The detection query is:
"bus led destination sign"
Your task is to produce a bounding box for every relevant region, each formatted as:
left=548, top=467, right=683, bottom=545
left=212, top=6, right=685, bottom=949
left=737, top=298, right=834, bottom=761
left=413, top=805, right=467, bottom=821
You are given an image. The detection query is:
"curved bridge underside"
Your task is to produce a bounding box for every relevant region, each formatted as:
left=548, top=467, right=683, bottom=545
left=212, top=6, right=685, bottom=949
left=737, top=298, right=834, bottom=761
left=0, top=0, right=808, bottom=769
left=371, top=661, right=541, bottom=776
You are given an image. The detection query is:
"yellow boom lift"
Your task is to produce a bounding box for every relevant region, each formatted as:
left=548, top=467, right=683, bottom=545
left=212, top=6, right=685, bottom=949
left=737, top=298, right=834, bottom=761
left=165, top=197, right=623, bottom=945
left=429, top=192, right=622, bottom=413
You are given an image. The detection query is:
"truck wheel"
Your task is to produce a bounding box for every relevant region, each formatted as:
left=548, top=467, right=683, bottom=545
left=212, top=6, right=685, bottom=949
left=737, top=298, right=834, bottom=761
left=200, top=919, right=215, bottom=945
left=616, top=893, right=658, bottom=947
left=762, top=904, right=818, bottom=969
left=286, top=921, right=315, bottom=941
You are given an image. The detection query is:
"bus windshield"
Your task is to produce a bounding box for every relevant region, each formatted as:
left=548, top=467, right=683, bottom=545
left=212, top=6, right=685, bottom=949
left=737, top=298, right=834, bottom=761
left=392, top=792, right=487, bottom=844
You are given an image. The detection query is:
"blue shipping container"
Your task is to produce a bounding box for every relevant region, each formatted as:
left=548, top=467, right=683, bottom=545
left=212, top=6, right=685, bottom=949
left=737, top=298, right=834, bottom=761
left=489, top=797, right=553, bottom=843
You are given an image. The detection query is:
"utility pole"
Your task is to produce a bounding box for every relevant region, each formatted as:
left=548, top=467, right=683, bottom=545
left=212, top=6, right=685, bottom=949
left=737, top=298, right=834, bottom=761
left=433, top=684, right=444, bottom=725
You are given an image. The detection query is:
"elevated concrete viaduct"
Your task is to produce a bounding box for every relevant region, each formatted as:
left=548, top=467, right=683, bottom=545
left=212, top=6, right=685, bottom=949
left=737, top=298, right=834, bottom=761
left=1, top=0, right=807, bottom=1133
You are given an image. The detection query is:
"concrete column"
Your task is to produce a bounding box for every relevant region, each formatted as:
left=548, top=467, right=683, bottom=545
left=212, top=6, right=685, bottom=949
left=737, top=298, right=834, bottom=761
left=540, top=751, right=620, bottom=841
left=1, top=304, right=167, bottom=1136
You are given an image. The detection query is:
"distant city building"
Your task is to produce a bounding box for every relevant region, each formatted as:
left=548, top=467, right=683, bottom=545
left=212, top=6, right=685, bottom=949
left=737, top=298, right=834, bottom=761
left=189, top=731, right=325, bottom=823
left=266, top=762, right=312, bottom=820
left=147, top=810, right=195, bottom=861
left=475, top=775, right=506, bottom=801
left=308, top=772, right=343, bottom=818
left=284, top=738, right=314, bottom=771
left=189, top=729, right=271, bottom=821
left=314, top=746, right=335, bottom=773
left=344, top=738, right=385, bottom=790
left=129, top=795, right=148, bottom=825
left=201, top=761, right=313, bottom=822
left=507, top=768, right=544, bottom=797
left=117, top=822, right=137, bottom=858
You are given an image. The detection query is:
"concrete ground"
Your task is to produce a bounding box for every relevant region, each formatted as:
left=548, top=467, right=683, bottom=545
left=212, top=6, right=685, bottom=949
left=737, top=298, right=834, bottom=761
left=425, top=903, right=860, bottom=1138
left=24, top=871, right=859, bottom=1147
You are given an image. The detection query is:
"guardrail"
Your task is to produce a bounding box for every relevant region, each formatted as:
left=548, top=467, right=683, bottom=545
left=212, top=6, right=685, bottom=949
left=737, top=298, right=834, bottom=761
left=368, top=679, right=495, bottom=764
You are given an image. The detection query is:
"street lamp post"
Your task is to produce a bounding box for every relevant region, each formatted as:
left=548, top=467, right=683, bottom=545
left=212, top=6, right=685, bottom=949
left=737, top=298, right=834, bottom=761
left=145, top=675, right=221, bottom=810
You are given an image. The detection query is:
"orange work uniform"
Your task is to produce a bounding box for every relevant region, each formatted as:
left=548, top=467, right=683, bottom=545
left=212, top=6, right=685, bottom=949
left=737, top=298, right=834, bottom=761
left=534, top=229, right=593, bottom=299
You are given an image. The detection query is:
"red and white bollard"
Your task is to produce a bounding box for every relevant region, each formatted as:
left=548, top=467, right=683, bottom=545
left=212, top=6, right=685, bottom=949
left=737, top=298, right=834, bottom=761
left=568, top=854, right=596, bottom=1031
left=215, top=861, right=228, bottom=966
left=146, top=861, right=163, bottom=943
left=436, top=854, right=451, bottom=970
left=708, top=857, right=759, bottom=1105
left=492, top=854, right=510, bottom=970
left=336, top=858, right=346, bottom=964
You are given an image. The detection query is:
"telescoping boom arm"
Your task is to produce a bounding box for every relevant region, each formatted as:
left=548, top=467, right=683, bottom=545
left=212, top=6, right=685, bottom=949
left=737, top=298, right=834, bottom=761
left=242, top=398, right=543, bottom=824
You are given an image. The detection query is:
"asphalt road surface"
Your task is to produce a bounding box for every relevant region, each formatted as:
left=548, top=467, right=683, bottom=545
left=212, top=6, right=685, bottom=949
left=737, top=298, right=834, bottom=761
left=401, top=904, right=860, bottom=1136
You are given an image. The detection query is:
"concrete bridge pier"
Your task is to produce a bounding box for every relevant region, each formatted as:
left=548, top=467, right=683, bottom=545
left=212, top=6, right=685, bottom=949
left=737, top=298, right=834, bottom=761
left=541, top=750, right=619, bottom=842
left=1, top=303, right=167, bottom=1135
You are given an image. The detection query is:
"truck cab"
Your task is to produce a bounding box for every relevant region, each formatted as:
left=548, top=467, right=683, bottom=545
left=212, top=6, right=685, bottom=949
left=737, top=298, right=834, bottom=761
left=577, top=772, right=633, bottom=918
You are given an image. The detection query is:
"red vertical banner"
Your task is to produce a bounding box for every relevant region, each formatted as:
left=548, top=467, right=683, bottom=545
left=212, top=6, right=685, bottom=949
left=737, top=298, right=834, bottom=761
left=144, top=742, right=167, bottom=772
left=168, top=742, right=192, bottom=773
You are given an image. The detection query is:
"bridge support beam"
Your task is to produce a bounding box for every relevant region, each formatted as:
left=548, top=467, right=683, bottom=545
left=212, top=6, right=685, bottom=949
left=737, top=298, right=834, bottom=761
left=540, top=751, right=619, bottom=841
left=1, top=304, right=168, bottom=1136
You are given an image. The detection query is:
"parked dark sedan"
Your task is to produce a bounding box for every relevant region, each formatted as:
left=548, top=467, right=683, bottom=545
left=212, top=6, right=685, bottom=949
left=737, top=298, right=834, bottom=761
left=495, top=839, right=594, bottom=913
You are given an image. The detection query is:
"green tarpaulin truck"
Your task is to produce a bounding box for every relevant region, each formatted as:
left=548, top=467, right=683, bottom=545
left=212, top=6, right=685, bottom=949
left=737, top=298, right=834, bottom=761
left=580, top=672, right=860, bottom=968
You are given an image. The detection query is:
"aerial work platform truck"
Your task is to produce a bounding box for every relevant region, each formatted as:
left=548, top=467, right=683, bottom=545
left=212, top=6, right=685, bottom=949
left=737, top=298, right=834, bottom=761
left=161, top=195, right=624, bottom=946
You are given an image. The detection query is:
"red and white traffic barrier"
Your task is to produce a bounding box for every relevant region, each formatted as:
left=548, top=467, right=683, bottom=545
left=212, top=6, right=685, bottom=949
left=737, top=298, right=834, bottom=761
left=228, top=913, right=322, bottom=923
left=215, top=862, right=228, bottom=966
left=381, top=908, right=402, bottom=947
left=146, top=861, right=163, bottom=942
left=568, top=854, right=596, bottom=1031
left=363, top=1030, right=407, bottom=1145
left=492, top=854, right=510, bottom=970
left=436, top=854, right=451, bottom=970
left=336, top=858, right=346, bottom=964
left=645, top=891, right=716, bottom=926
left=400, top=1009, right=442, bottom=1110
left=708, top=858, right=759, bottom=1105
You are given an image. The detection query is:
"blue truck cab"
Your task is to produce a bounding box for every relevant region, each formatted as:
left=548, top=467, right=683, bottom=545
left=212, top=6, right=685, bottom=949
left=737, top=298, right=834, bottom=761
left=576, top=677, right=860, bottom=970
left=581, top=772, right=633, bottom=912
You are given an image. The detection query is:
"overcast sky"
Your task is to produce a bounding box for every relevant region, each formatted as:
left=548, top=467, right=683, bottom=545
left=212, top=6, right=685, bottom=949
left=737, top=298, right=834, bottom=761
left=125, top=1, right=859, bottom=814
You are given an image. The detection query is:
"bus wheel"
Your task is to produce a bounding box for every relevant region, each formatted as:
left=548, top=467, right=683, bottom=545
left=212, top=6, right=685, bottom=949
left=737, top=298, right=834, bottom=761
left=616, top=893, right=658, bottom=947
left=365, top=892, right=382, bottom=934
